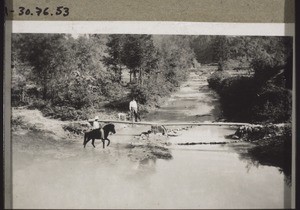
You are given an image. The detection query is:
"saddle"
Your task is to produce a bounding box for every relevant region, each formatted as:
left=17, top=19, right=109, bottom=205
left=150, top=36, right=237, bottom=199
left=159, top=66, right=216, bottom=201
left=92, top=128, right=103, bottom=139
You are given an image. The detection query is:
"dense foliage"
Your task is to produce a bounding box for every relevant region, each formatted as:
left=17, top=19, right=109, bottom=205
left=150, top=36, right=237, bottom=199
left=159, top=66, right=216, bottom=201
left=207, top=36, right=293, bottom=123
left=12, top=34, right=292, bottom=123
left=12, top=34, right=195, bottom=120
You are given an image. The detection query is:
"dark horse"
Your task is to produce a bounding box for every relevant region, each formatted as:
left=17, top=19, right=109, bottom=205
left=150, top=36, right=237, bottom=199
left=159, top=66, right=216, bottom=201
left=83, top=124, right=116, bottom=148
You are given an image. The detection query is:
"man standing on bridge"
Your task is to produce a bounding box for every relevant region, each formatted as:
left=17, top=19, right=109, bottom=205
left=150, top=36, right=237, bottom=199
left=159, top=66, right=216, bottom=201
left=129, top=97, right=141, bottom=122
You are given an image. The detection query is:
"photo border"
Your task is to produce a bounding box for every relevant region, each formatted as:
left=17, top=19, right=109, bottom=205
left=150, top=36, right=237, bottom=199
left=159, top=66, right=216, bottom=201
left=4, top=20, right=296, bottom=209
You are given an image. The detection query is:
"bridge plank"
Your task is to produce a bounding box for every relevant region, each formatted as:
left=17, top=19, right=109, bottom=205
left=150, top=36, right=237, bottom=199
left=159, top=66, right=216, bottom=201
left=96, top=120, right=255, bottom=127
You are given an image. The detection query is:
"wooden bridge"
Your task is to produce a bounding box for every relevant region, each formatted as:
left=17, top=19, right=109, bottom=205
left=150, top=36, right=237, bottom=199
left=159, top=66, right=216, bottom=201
left=97, top=120, right=255, bottom=127
left=96, top=120, right=258, bottom=137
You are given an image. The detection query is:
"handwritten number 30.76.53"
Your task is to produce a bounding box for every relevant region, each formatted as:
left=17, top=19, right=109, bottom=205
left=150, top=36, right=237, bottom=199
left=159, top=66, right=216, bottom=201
left=18, top=6, right=69, bottom=16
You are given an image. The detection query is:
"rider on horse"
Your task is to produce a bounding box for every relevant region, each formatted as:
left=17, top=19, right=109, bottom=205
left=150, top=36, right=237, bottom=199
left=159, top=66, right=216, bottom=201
left=92, top=116, right=104, bottom=139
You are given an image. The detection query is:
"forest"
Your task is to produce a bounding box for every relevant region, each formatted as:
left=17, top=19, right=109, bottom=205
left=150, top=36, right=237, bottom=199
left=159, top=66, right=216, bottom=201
left=12, top=34, right=293, bottom=124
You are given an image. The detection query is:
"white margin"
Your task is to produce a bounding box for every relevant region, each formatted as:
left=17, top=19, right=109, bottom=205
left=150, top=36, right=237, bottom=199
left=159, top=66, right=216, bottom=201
left=10, top=21, right=295, bottom=37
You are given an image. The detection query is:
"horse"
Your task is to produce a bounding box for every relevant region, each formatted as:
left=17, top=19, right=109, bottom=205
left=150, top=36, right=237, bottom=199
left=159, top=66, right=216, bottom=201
left=83, top=123, right=116, bottom=148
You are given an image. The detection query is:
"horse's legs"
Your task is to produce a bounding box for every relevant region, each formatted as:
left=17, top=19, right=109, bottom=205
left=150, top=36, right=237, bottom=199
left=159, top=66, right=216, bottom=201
left=84, top=138, right=91, bottom=148
left=106, top=138, right=110, bottom=147
left=102, top=140, right=105, bottom=149
left=83, top=133, right=87, bottom=147
left=92, top=139, right=96, bottom=148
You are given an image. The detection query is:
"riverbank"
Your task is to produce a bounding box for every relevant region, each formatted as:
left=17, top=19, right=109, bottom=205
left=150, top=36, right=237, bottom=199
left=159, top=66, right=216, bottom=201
left=207, top=69, right=292, bottom=182
left=207, top=70, right=292, bottom=123
left=232, top=123, right=292, bottom=183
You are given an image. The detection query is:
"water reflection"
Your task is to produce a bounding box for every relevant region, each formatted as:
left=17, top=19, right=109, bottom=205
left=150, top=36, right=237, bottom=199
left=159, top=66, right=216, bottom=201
left=227, top=141, right=292, bottom=186
left=133, top=158, right=157, bottom=175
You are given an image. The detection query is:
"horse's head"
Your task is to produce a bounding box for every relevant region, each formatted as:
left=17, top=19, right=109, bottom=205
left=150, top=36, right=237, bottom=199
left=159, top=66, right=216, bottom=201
left=104, top=123, right=116, bottom=134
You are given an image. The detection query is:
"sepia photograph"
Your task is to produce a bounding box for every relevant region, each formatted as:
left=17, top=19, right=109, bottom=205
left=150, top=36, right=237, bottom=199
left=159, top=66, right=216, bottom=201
left=10, top=29, right=294, bottom=209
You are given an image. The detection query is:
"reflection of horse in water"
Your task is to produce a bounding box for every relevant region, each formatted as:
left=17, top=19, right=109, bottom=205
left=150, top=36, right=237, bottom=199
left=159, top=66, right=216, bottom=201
left=132, top=158, right=157, bottom=173
left=83, top=124, right=116, bottom=148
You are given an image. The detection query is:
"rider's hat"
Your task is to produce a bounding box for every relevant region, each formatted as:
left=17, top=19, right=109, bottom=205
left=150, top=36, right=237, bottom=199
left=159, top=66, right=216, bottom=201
left=95, top=116, right=99, bottom=120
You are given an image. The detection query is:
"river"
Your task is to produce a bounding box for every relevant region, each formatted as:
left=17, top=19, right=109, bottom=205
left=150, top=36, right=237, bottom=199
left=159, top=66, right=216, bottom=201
left=12, top=70, right=291, bottom=209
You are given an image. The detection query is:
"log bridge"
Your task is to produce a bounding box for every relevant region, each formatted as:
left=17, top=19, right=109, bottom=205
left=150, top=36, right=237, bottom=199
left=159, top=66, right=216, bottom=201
left=96, top=120, right=258, bottom=137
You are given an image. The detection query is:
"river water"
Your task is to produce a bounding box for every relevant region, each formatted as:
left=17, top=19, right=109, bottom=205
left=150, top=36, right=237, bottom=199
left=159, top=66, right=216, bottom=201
left=12, top=71, right=291, bottom=209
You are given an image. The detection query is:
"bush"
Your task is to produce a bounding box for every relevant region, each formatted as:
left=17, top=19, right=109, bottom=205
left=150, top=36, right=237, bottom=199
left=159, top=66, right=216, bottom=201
left=28, top=99, right=49, bottom=110
left=105, top=96, right=130, bottom=112
left=207, top=71, right=230, bottom=92
left=211, top=74, right=292, bottom=123
left=130, top=85, right=151, bottom=105
left=11, top=116, right=26, bottom=130
left=11, top=115, right=44, bottom=132
left=129, top=79, right=172, bottom=109
left=101, top=80, right=125, bottom=101
left=251, top=51, right=286, bottom=85
left=236, top=124, right=291, bottom=141
left=218, top=76, right=258, bottom=121
left=62, top=122, right=89, bottom=135
left=251, top=85, right=292, bottom=123
left=41, top=106, right=89, bottom=121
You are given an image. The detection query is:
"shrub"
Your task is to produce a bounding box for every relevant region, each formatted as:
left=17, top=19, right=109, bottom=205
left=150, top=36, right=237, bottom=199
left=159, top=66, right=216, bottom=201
left=129, top=78, right=172, bottom=109
left=212, top=74, right=292, bottom=123
left=130, top=85, right=151, bottom=105
left=11, top=115, right=44, bottom=132
left=251, top=85, right=292, bottom=123
left=28, top=99, right=49, bottom=110
left=63, top=122, right=89, bottom=135
left=251, top=50, right=286, bottom=85
left=207, top=71, right=230, bottom=92
left=11, top=116, right=26, bottom=130
left=101, top=80, right=125, bottom=101
left=236, top=124, right=291, bottom=141
left=105, top=96, right=130, bottom=112
left=218, top=76, right=258, bottom=121
left=41, top=106, right=89, bottom=121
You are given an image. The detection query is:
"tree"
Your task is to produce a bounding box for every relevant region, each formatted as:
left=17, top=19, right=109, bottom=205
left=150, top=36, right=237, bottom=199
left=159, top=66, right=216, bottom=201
left=248, top=37, right=293, bottom=85
left=191, top=36, right=215, bottom=64
left=103, top=35, right=125, bottom=83
left=113, top=34, right=158, bottom=85
left=154, top=35, right=194, bottom=87
left=12, top=34, right=114, bottom=109
left=13, top=34, right=70, bottom=100
left=121, top=35, right=143, bottom=83
left=212, top=36, right=231, bottom=71
left=137, top=35, right=159, bottom=85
